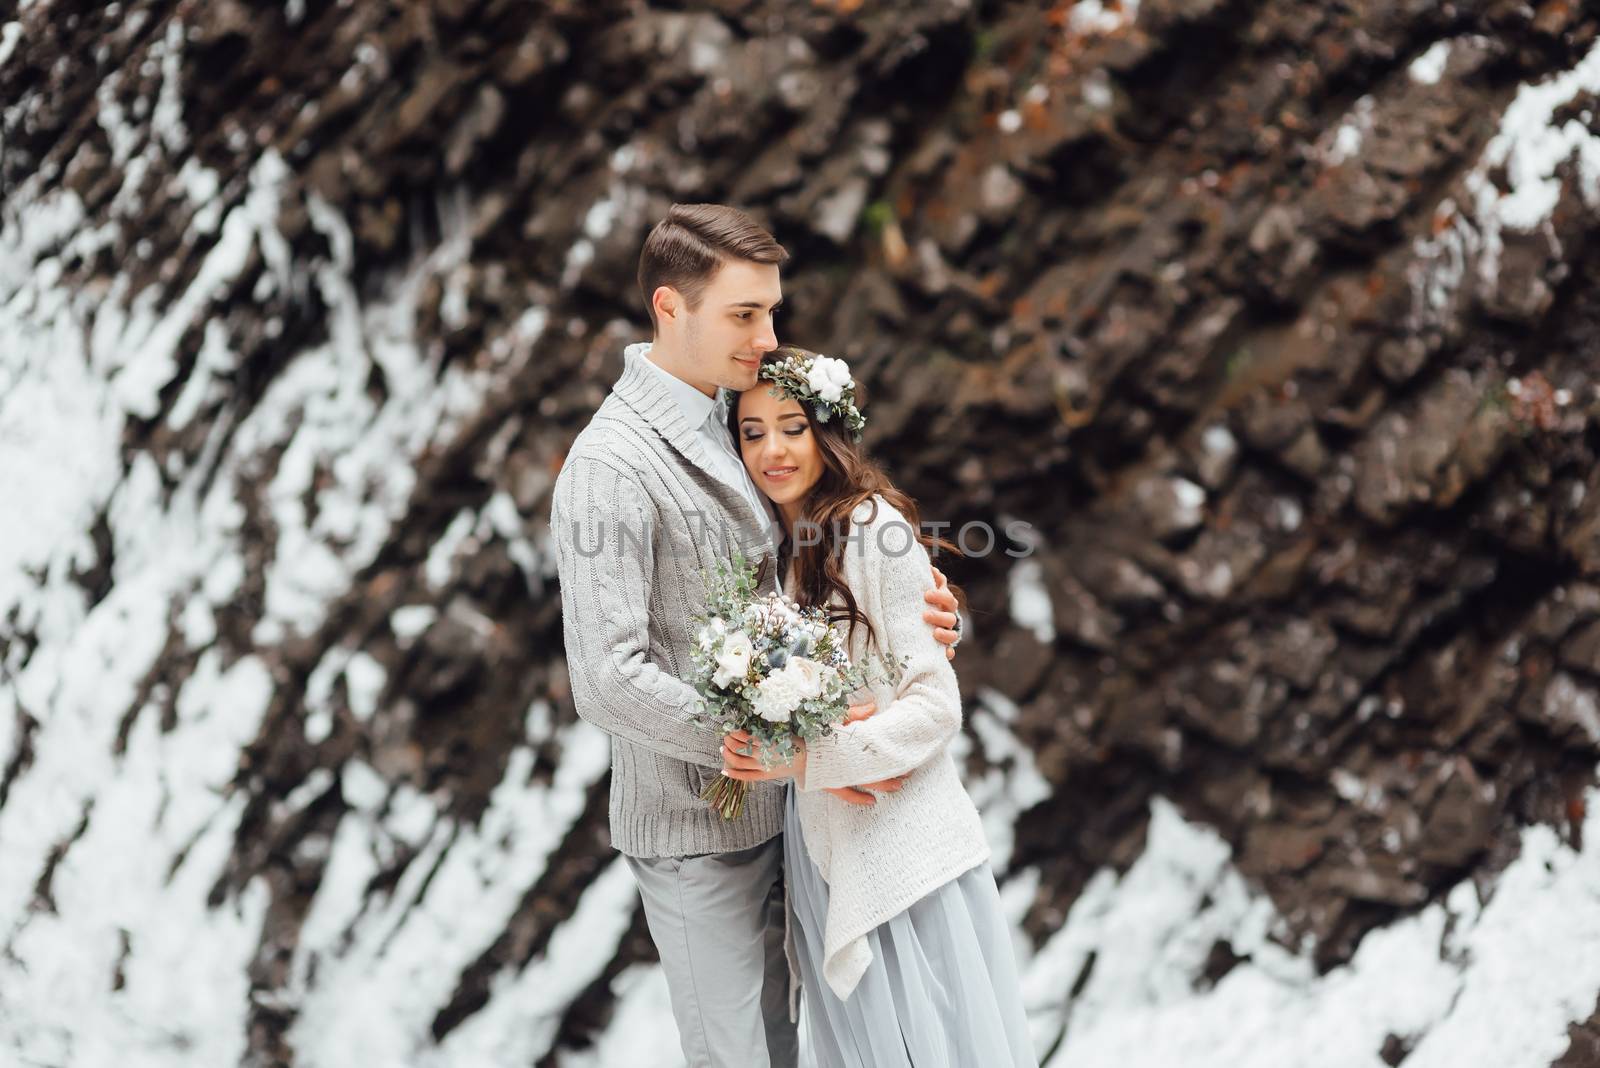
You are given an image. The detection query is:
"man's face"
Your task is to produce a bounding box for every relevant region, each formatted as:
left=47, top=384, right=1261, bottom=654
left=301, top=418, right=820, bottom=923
left=675, top=259, right=782, bottom=393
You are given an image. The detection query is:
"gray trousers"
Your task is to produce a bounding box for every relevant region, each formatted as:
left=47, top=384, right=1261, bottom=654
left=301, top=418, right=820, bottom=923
left=626, top=834, right=798, bottom=1068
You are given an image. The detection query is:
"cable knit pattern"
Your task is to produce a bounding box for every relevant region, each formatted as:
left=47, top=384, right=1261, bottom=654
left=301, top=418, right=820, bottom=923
left=793, top=495, right=991, bottom=1000
left=550, top=344, right=787, bottom=858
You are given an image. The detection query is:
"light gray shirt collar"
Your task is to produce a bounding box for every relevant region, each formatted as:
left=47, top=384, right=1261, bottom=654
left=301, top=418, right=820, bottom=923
left=632, top=341, right=727, bottom=433
left=625, top=341, right=779, bottom=550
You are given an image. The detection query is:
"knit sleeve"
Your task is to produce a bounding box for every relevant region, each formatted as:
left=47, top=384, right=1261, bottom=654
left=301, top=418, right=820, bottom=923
left=798, top=500, right=962, bottom=791
left=550, top=457, right=723, bottom=768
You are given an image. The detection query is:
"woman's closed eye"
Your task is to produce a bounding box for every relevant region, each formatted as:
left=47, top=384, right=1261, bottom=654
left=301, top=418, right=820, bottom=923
left=743, top=427, right=806, bottom=441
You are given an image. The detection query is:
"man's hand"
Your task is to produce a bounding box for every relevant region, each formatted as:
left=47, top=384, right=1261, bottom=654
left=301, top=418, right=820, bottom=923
left=822, top=700, right=911, bottom=805
left=924, top=564, right=961, bottom=662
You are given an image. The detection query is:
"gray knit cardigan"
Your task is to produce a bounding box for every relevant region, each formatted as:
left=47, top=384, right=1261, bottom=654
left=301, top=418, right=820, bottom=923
left=550, top=345, right=785, bottom=858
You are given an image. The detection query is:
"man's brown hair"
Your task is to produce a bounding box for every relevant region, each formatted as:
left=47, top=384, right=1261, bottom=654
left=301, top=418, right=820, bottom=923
left=637, top=203, right=789, bottom=332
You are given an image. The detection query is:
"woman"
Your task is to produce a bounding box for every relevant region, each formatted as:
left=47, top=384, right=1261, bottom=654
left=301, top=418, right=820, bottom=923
left=719, top=346, right=1037, bottom=1067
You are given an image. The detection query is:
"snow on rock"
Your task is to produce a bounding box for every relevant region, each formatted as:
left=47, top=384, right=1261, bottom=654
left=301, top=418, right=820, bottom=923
left=0, top=645, right=274, bottom=1065
left=1411, top=35, right=1600, bottom=323
left=391, top=604, right=440, bottom=643
left=1009, top=557, right=1058, bottom=644
left=1471, top=37, right=1600, bottom=233
left=285, top=720, right=612, bottom=1066
left=959, top=687, right=1053, bottom=876
left=246, top=189, right=500, bottom=646
left=1409, top=39, right=1452, bottom=85
left=0, top=21, right=22, bottom=68
left=0, top=30, right=516, bottom=1064
left=551, top=965, right=682, bottom=1068
left=424, top=855, right=638, bottom=1066
left=1021, top=788, right=1600, bottom=1067
left=1067, top=0, right=1141, bottom=36
left=1320, top=94, right=1376, bottom=166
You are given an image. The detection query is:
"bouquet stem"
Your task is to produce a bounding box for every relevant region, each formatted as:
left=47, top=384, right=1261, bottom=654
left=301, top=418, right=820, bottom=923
left=700, top=773, right=751, bottom=821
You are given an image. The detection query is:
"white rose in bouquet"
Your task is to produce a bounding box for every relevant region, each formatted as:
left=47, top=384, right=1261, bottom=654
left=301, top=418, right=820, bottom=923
left=804, top=356, right=853, bottom=404
left=713, top=631, right=754, bottom=688
left=785, top=657, right=827, bottom=699
left=751, top=657, right=830, bottom=722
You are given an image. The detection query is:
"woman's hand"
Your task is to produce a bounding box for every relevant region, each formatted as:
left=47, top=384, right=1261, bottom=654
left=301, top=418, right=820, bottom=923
left=823, top=701, right=913, bottom=805
left=722, top=730, right=806, bottom=782
left=842, top=696, right=911, bottom=800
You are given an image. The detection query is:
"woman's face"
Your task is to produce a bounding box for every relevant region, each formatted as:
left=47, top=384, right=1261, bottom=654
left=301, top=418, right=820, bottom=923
left=736, top=385, right=825, bottom=511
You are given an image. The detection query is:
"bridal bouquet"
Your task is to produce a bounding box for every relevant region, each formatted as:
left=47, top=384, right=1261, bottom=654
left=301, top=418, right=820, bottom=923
left=689, top=554, right=879, bottom=820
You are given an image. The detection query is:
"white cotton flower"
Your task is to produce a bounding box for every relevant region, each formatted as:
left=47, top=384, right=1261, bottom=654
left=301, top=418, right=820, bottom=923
left=713, top=631, right=754, bottom=688
left=752, top=666, right=806, bottom=722
left=751, top=687, right=798, bottom=723
left=750, top=657, right=830, bottom=723
left=805, top=356, right=854, bottom=404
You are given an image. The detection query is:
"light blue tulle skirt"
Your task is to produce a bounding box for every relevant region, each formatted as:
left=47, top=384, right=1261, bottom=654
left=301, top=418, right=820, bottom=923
left=785, top=785, right=1039, bottom=1068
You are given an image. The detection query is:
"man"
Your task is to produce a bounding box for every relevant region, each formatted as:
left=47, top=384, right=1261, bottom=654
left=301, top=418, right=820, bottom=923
left=550, top=203, right=963, bottom=1067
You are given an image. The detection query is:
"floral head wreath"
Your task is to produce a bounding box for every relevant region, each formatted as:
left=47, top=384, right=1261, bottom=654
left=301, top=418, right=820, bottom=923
left=758, top=348, right=867, bottom=442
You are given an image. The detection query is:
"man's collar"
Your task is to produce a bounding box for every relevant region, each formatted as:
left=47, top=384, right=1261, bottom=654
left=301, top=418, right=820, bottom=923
left=635, top=342, right=719, bottom=429
left=612, top=342, right=722, bottom=478
left=611, top=341, right=775, bottom=547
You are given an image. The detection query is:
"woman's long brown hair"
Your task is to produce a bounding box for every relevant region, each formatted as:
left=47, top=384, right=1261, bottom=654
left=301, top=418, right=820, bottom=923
left=729, top=345, right=963, bottom=654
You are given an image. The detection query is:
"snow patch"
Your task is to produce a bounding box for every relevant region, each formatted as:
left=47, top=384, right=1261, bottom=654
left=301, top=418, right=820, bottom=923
left=1472, top=36, right=1600, bottom=232
left=1323, top=95, right=1376, bottom=166
left=391, top=604, right=439, bottom=642
left=1067, top=0, right=1141, bottom=35
left=1202, top=424, right=1237, bottom=458
left=0, top=22, right=21, bottom=68
left=1009, top=557, right=1057, bottom=644
left=287, top=720, right=613, bottom=1066
left=425, top=856, right=639, bottom=1065
left=1408, top=38, right=1600, bottom=324
left=1027, top=787, right=1600, bottom=1067
left=957, top=688, right=1053, bottom=875
left=1409, top=40, right=1452, bottom=85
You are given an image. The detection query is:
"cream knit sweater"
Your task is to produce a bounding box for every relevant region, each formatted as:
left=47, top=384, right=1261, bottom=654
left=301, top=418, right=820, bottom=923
left=792, top=494, right=991, bottom=1001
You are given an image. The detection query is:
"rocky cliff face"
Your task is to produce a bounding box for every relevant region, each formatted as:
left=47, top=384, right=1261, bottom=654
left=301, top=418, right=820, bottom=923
left=3, top=0, right=1599, bottom=1064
